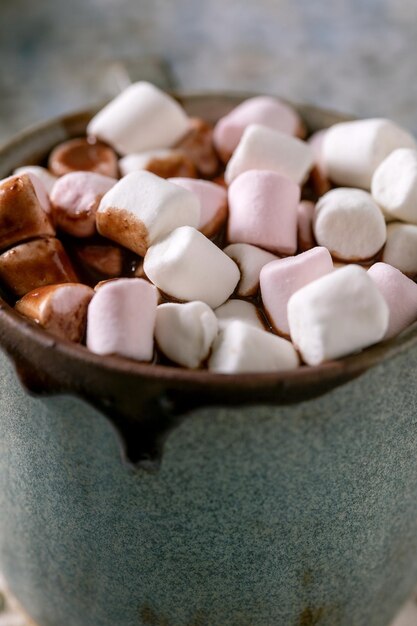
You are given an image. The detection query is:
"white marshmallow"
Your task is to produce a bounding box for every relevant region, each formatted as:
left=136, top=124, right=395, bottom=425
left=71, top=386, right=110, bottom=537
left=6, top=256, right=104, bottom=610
left=313, top=188, right=386, bottom=261
left=208, top=320, right=299, bottom=374
left=119, top=150, right=173, bottom=176
left=214, top=299, right=265, bottom=330
left=287, top=265, right=389, bottom=365
left=382, top=222, right=417, bottom=276
left=119, top=149, right=195, bottom=178
left=224, top=123, right=314, bottom=185
left=86, top=278, right=157, bottom=361
left=96, top=171, right=200, bottom=256
left=155, top=301, right=218, bottom=368
left=87, top=81, right=190, bottom=155
left=13, top=166, right=57, bottom=195
left=371, top=148, right=417, bottom=224
left=322, top=118, right=416, bottom=190
left=144, top=226, right=240, bottom=309
left=223, top=243, right=278, bottom=296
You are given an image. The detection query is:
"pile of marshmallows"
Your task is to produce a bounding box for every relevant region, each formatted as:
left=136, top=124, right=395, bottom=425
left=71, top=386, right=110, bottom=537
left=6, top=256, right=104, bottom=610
left=2, top=82, right=417, bottom=374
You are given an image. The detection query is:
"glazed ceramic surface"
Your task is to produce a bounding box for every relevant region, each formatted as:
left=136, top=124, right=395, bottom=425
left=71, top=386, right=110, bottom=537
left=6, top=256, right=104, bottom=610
left=1, top=95, right=417, bottom=626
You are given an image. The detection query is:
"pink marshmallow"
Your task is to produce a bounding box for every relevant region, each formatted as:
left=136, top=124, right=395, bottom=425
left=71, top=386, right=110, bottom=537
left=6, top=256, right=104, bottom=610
left=51, top=171, right=117, bottom=237
left=367, top=262, right=417, bottom=339
left=260, top=246, right=333, bottom=336
left=308, top=129, right=331, bottom=196
left=168, top=177, right=227, bottom=238
left=227, top=170, right=300, bottom=255
left=297, top=200, right=316, bottom=251
left=213, top=96, right=303, bottom=162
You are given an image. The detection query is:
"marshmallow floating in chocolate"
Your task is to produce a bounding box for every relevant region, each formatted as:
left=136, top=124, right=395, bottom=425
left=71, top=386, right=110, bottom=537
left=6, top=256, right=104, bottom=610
left=51, top=172, right=116, bottom=238
left=228, top=170, right=300, bottom=254
left=119, top=150, right=196, bottom=179
left=87, top=81, right=190, bottom=155
left=382, top=222, right=417, bottom=276
left=371, top=148, right=417, bottom=224
left=175, top=117, right=220, bottom=177
left=260, top=247, right=333, bottom=336
left=368, top=262, right=417, bottom=339
left=13, top=165, right=57, bottom=195
left=155, top=301, right=218, bottom=368
left=214, top=299, right=265, bottom=330
left=322, top=118, right=416, bottom=190
left=96, top=171, right=200, bottom=256
left=144, top=226, right=240, bottom=308
left=313, top=188, right=386, bottom=261
left=87, top=278, right=157, bottom=361
left=16, top=283, right=94, bottom=342
left=213, top=96, right=304, bottom=162
left=288, top=265, right=389, bottom=365
left=223, top=243, right=277, bottom=297
left=209, top=320, right=299, bottom=374
left=224, top=124, right=314, bottom=185
left=48, top=138, right=118, bottom=178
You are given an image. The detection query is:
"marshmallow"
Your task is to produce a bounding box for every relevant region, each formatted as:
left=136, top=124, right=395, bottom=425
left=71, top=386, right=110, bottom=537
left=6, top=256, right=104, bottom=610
left=297, top=200, right=316, bottom=251
left=371, top=148, right=417, bottom=224
left=86, top=278, right=157, bottom=360
left=119, top=150, right=196, bottom=179
left=175, top=117, right=220, bottom=177
left=213, top=96, right=304, bottom=162
left=74, top=244, right=123, bottom=278
left=287, top=265, right=389, bottom=365
left=368, top=262, right=417, bottom=339
left=0, top=238, right=77, bottom=296
left=322, top=118, right=416, bottom=190
left=227, top=170, right=300, bottom=254
left=144, top=226, right=240, bottom=308
left=214, top=299, right=265, bottom=330
left=260, top=247, right=333, bottom=336
left=313, top=188, right=386, bottom=261
left=382, top=222, right=417, bottom=276
left=50, top=172, right=116, bottom=237
left=0, top=174, right=54, bottom=250
left=13, top=165, right=57, bottom=195
left=15, top=283, right=94, bottom=342
left=155, top=301, right=218, bottom=368
left=208, top=320, right=299, bottom=374
left=225, top=123, right=314, bottom=185
left=168, top=177, right=227, bottom=238
left=48, top=138, right=118, bottom=178
left=308, top=130, right=331, bottom=196
left=87, top=81, right=190, bottom=155
left=96, top=171, right=200, bottom=256
left=223, top=243, right=277, bottom=297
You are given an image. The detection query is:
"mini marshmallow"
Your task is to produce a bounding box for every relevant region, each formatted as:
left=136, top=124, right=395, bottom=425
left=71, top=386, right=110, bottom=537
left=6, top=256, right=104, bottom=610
left=119, top=150, right=196, bottom=179
left=214, top=299, right=265, bottom=330
left=208, top=320, right=299, bottom=374
left=223, top=243, right=277, bottom=296
left=0, top=174, right=54, bottom=250
left=96, top=171, right=200, bottom=256
left=144, top=226, right=240, bottom=308
left=228, top=170, right=300, bottom=254
left=308, top=130, right=331, bottom=196
left=213, top=96, right=304, bottom=162
left=15, top=283, right=94, bottom=342
left=74, top=244, right=123, bottom=278
left=287, top=265, right=389, bottom=365
left=155, top=301, right=218, bottom=368
left=368, top=262, right=417, bottom=339
left=225, top=123, right=314, bottom=185
left=0, top=238, right=77, bottom=296
left=50, top=172, right=116, bottom=237
left=48, top=138, right=118, bottom=178
left=313, top=188, right=386, bottom=261
left=260, top=247, right=333, bottom=336
left=87, top=278, right=157, bottom=361
left=297, top=200, right=316, bottom=251
left=13, top=165, right=57, bottom=194
left=382, top=222, right=417, bottom=276
left=168, top=177, right=227, bottom=238
left=175, top=117, right=220, bottom=177
left=87, top=81, right=190, bottom=155
left=1, top=171, right=51, bottom=215
left=371, top=148, right=417, bottom=224
left=322, top=118, right=416, bottom=190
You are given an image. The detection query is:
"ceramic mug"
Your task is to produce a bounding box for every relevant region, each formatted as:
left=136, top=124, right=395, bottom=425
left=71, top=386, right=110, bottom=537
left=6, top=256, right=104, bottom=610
left=0, top=94, right=417, bottom=626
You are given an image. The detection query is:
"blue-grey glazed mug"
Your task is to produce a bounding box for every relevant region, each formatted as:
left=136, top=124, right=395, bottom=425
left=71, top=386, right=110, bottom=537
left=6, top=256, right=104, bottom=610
left=1, top=94, right=417, bottom=626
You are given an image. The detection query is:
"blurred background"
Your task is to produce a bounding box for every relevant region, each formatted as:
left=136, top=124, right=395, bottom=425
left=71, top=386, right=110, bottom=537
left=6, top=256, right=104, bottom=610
left=1, top=0, right=417, bottom=143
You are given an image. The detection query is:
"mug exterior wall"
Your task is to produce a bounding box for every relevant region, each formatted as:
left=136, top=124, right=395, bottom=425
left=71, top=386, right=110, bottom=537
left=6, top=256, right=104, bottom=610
left=1, top=345, right=417, bottom=626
